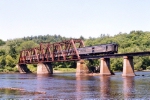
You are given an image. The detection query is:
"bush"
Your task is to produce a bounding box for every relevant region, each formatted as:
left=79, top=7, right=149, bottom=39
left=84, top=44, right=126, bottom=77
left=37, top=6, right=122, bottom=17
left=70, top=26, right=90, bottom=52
left=53, top=68, right=76, bottom=72
left=27, top=64, right=37, bottom=73
left=0, top=69, right=3, bottom=72
left=3, top=69, right=9, bottom=72
left=12, top=67, right=19, bottom=72
left=146, top=66, right=150, bottom=70
left=54, top=68, right=58, bottom=70
left=5, top=67, right=13, bottom=71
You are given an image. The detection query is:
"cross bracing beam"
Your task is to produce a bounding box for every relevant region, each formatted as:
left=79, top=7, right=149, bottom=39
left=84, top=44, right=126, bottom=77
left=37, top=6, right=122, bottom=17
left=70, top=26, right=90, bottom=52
left=19, top=39, right=150, bottom=64
left=19, top=39, right=85, bottom=64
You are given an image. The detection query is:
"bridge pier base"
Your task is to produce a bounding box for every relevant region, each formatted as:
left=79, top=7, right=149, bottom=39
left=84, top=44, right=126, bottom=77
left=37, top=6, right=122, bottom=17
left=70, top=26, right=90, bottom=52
left=76, top=60, right=89, bottom=75
left=100, top=58, right=112, bottom=76
left=122, top=56, right=135, bottom=76
left=16, top=64, right=31, bottom=73
left=37, top=63, right=53, bottom=74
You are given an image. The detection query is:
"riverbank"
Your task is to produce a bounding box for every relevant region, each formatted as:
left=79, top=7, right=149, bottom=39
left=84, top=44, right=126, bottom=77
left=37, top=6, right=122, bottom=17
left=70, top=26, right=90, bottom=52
left=53, top=68, right=76, bottom=73
left=0, top=68, right=76, bottom=74
left=0, top=67, right=150, bottom=74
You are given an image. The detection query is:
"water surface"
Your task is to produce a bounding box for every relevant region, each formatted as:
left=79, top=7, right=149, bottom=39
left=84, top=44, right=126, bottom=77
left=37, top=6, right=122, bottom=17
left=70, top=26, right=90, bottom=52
left=0, top=71, right=150, bottom=99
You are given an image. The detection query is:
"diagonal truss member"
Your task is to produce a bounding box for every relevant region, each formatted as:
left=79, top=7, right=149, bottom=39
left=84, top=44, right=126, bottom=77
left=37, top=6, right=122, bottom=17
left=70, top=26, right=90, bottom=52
left=19, top=39, right=85, bottom=64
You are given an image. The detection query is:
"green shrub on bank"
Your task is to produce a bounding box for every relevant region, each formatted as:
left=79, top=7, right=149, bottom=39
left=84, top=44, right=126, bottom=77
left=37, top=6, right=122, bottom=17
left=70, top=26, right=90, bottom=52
left=54, top=68, right=76, bottom=72
left=146, top=66, right=150, bottom=70
left=27, top=64, right=37, bottom=73
left=0, top=66, right=19, bottom=73
left=13, top=67, right=19, bottom=72
left=0, top=69, right=3, bottom=72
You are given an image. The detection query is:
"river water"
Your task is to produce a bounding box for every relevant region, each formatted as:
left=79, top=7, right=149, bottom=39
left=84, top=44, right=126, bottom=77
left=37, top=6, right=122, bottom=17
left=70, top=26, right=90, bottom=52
left=0, top=71, right=150, bottom=99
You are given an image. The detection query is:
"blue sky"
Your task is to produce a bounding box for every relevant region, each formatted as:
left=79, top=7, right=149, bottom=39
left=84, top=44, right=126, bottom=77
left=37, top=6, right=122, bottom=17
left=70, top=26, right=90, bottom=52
left=0, top=0, right=150, bottom=41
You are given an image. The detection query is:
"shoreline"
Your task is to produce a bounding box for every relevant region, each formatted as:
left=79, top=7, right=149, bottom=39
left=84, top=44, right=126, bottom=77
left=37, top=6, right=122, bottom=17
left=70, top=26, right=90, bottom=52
left=0, top=70, right=150, bottom=74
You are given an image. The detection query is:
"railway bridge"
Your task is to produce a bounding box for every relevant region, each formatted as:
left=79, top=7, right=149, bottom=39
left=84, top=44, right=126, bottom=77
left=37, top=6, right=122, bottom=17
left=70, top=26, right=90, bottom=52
left=17, top=39, right=150, bottom=76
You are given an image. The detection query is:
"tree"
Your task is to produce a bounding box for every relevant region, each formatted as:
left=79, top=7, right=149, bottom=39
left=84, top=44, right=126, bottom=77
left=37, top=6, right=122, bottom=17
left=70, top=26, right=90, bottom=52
left=0, top=39, right=5, bottom=46
left=5, top=55, right=16, bottom=67
left=9, top=45, right=17, bottom=59
left=79, top=35, right=85, bottom=40
left=0, top=56, right=6, bottom=68
left=17, top=41, right=39, bottom=52
left=0, top=49, right=6, bottom=56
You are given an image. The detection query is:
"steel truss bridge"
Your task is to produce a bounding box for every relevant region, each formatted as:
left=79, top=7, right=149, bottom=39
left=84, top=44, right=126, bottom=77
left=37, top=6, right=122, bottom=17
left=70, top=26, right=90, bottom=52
left=19, top=39, right=150, bottom=64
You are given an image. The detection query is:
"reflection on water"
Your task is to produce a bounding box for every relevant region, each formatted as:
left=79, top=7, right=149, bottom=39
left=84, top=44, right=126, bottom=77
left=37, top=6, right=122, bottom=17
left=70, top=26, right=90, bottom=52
left=76, top=75, right=99, bottom=99
left=100, top=76, right=110, bottom=99
left=76, top=75, right=101, bottom=99
left=123, top=76, right=135, bottom=99
left=0, top=72, right=150, bottom=99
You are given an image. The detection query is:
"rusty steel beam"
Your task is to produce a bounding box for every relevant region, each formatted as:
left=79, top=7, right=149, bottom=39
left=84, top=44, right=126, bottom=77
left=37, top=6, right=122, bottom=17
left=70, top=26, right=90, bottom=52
left=19, top=39, right=150, bottom=64
left=80, top=51, right=150, bottom=59
left=19, top=39, right=85, bottom=64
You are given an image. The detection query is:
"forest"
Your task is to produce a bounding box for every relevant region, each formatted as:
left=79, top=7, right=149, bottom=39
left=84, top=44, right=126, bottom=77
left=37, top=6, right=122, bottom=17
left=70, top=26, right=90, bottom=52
left=0, top=30, right=150, bottom=73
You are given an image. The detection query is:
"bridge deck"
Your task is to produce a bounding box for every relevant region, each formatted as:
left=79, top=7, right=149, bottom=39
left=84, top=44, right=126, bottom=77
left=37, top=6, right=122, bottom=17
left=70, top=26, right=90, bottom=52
left=18, top=39, right=150, bottom=64
left=81, top=51, right=150, bottom=59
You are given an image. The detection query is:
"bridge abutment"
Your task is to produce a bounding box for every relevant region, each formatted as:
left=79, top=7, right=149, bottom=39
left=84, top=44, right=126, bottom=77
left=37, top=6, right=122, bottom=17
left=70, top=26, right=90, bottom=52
left=100, top=58, right=112, bottom=75
left=76, top=60, right=89, bottom=75
left=122, top=56, right=135, bottom=76
left=16, top=64, right=31, bottom=73
left=37, top=63, right=53, bottom=74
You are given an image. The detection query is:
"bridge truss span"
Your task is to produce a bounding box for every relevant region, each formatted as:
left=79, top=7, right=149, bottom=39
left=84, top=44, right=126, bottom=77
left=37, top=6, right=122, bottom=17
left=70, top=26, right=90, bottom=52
left=19, top=39, right=85, bottom=64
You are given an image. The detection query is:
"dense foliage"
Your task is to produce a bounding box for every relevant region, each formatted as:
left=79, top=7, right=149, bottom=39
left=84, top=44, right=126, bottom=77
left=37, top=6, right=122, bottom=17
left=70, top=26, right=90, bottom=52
left=0, top=31, right=150, bottom=72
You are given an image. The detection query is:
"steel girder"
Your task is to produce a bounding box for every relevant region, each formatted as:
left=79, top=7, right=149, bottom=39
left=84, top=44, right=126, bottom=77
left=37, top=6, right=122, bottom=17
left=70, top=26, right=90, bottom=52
left=19, top=39, right=85, bottom=64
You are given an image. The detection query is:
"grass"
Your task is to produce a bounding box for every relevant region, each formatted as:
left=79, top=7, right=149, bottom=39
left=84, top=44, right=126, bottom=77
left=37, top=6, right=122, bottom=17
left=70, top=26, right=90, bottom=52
left=0, top=65, right=76, bottom=73
left=0, top=66, right=19, bottom=73
left=27, top=65, right=76, bottom=73
left=54, top=68, right=76, bottom=72
left=27, top=64, right=37, bottom=73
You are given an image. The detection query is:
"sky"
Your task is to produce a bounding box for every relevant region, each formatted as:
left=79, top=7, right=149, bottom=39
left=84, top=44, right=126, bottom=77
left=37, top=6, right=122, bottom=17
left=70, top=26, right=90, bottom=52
left=0, top=0, right=150, bottom=41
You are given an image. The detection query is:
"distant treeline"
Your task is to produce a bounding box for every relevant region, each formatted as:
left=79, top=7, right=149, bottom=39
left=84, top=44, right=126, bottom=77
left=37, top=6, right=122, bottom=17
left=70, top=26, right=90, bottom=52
left=0, top=30, right=150, bottom=72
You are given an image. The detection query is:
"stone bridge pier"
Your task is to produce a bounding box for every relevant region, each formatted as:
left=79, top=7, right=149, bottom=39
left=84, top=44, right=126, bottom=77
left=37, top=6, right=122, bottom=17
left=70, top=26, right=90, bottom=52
left=76, top=60, right=89, bottom=75
left=99, top=56, right=135, bottom=76
left=122, top=56, right=135, bottom=76
left=100, top=58, right=112, bottom=75
left=17, top=56, right=136, bottom=76
left=16, top=64, right=31, bottom=73
left=16, top=62, right=53, bottom=74
left=37, top=63, right=53, bottom=74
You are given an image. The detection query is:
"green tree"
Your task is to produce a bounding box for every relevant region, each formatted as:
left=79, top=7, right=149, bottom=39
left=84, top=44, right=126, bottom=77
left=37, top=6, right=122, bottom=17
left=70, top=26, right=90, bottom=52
left=17, top=41, right=39, bottom=52
left=0, top=56, right=6, bottom=68
left=9, top=45, right=17, bottom=59
left=5, top=55, right=16, bottom=67
left=0, top=39, right=5, bottom=46
left=0, top=49, right=6, bottom=56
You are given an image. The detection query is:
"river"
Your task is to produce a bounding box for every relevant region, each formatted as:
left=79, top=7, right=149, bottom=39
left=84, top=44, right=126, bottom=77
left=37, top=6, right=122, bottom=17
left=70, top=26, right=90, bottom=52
left=0, top=71, right=150, bottom=99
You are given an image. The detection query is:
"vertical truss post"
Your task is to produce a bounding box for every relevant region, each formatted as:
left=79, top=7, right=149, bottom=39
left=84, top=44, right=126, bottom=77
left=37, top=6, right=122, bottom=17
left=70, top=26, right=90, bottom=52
left=18, top=39, right=85, bottom=64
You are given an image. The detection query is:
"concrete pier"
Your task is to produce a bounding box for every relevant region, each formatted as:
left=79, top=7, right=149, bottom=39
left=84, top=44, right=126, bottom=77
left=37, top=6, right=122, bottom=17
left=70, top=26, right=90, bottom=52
left=122, top=56, right=135, bottom=76
left=100, top=58, right=112, bottom=75
left=76, top=60, right=89, bottom=75
left=16, top=64, right=31, bottom=73
left=37, top=63, right=53, bottom=74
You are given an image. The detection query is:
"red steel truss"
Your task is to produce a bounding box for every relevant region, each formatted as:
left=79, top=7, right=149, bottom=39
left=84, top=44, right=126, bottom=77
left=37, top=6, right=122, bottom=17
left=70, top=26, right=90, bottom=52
left=19, top=39, right=85, bottom=64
